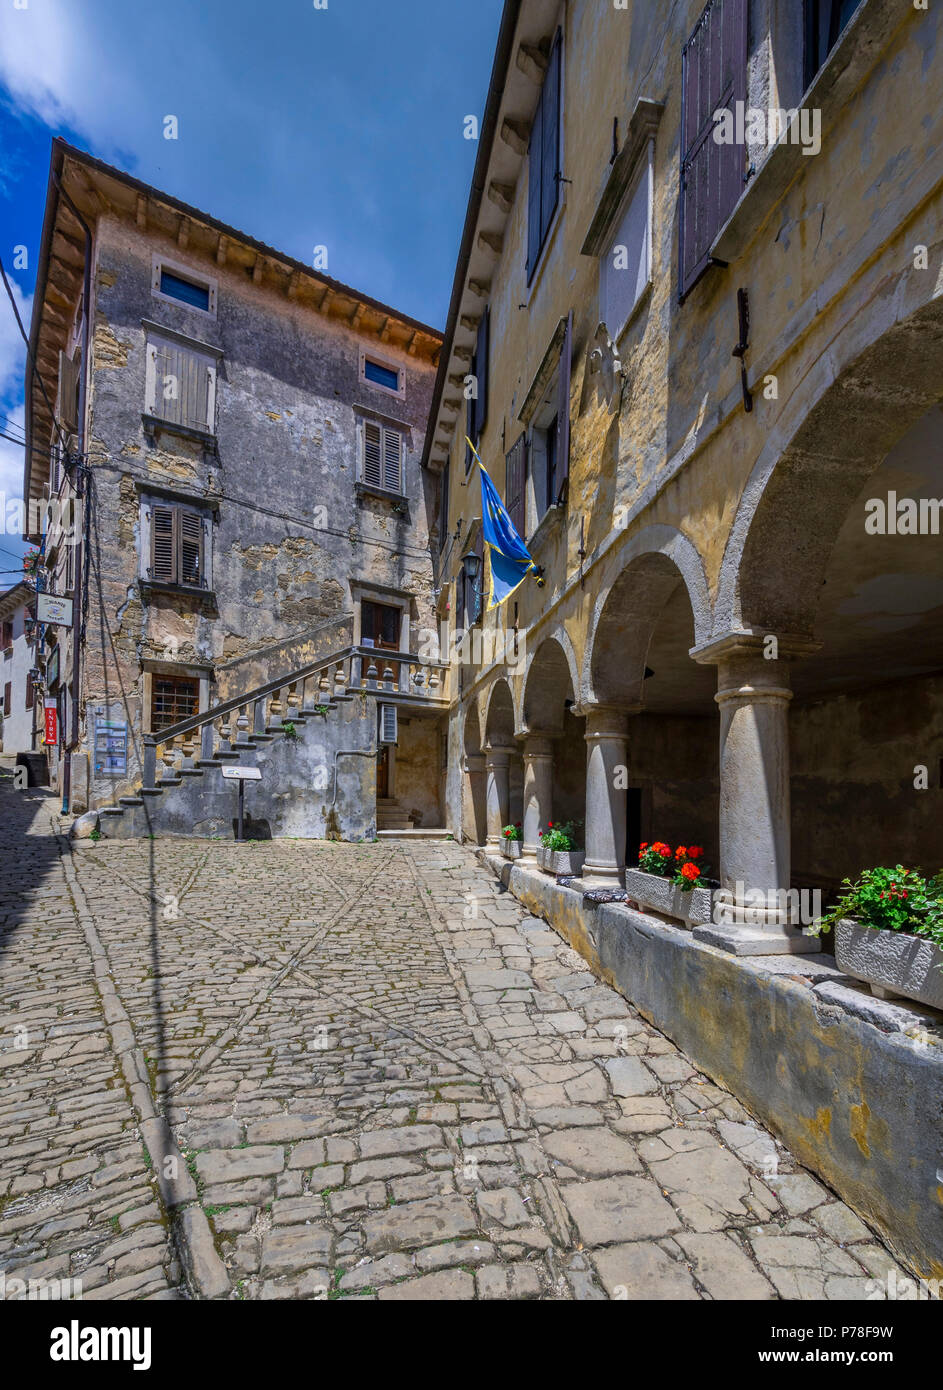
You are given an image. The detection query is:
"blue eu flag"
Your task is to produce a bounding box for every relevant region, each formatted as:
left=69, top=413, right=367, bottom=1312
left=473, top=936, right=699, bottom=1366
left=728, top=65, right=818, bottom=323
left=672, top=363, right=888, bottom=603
left=467, top=438, right=539, bottom=610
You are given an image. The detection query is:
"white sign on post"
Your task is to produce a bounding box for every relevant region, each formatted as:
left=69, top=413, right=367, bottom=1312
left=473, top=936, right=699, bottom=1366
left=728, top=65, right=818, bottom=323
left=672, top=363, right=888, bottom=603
left=221, top=766, right=261, bottom=781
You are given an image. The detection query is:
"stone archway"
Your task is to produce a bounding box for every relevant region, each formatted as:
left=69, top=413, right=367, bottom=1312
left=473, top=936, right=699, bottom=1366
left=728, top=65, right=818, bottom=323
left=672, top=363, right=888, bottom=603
left=482, top=677, right=520, bottom=846
left=520, top=634, right=583, bottom=860
left=461, top=697, right=487, bottom=846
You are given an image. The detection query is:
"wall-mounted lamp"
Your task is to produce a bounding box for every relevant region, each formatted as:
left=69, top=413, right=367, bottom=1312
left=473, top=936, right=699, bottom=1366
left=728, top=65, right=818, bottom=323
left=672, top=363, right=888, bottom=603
left=461, top=547, right=481, bottom=583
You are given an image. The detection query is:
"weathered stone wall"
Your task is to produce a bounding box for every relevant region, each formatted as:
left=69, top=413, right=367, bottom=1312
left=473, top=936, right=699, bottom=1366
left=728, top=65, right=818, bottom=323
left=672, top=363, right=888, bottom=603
left=79, top=213, right=439, bottom=818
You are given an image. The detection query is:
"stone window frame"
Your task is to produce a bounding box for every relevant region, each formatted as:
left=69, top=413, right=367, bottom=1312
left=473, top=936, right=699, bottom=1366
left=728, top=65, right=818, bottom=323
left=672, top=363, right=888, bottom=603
left=150, top=252, right=218, bottom=319
left=354, top=409, right=409, bottom=503
left=141, top=658, right=214, bottom=737
left=137, top=483, right=217, bottom=597
left=359, top=346, right=406, bottom=401
left=142, top=320, right=222, bottom=443
left=523, top=5, right=569, bottom=306
left=350, top=581, right=412, bottom=655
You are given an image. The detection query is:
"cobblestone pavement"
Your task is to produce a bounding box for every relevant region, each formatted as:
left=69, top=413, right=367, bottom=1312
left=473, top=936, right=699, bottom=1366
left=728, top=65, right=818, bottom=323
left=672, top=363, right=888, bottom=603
left=0, top=777, right=908, bottom=1300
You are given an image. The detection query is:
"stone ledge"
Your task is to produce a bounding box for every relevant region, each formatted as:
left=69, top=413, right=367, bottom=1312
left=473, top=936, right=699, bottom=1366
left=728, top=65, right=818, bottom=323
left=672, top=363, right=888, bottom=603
left=478, top=851, right=943, bottom=1277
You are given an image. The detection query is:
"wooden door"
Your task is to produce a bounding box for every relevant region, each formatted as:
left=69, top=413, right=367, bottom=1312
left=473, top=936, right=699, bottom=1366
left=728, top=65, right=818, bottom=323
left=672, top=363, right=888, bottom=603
left=362, top=600, right=400, bottom=651
left=377, top=745, right=390, bottom=798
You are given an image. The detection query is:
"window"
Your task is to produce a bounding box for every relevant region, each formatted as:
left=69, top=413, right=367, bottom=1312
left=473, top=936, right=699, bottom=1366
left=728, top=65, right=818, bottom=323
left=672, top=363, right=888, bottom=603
left=145, top=331, right=218, bottom=435
left=360, top=349, right=405, bottom=400
left=438, top=458, right=450, bottom=553
left=151, top=675, right=199, bottom=733
left=25, top=673, right=34, bottom=711
left=465, top=308, right=490, bottom=474
left=505, top=435, right=527, bottom=540
left=523, top=311, right=572, bottom=528
left=151, top=255, right=217, bottom=317
left=361, top=420, right=404, bottom=495
left=804, top=0, right=862, bottom=88
left=679, top=0, right=748, bottom=300
left=527, top=31, right=563, bottom=284
left=1, top=620, right=12, bottom=651
left=3, top=683, right=10, bottom=716
left=146, top=503, right=207, bottom=589
left=600, top=152, right=653, bottom=339
left=361, top=600, right=400, bottom=651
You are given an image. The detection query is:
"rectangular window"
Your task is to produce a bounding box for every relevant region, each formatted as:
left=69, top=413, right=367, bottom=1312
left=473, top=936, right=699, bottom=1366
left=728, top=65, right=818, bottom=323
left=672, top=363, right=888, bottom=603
left=465, top=308, right=490, bottom=474
left=151, top=255, right=217, bottom=317
left=1, top=620, right=12, bottom=651
left=804, top=0, right=862, bottom=87
left=360, top=350, right=405, bottom=399
left=600, top=154, right=653, bottom=339
left=439, top=458, right=450, bottom=553
left=3, top=682, right=10, bottom=716
left=25, top=673, right=34, bottom=711
left=679, top=0, right=748, bottom=300
left=361, top=420, right=404, bottom=495
left=505, top=435, right=526, bottom=539
left=526, top=31, right=562, bottom=284
left=362, top=600, right=400, bottom=651
left=151, top=676, right=199, bottom=733
left=148, top=503, right=207, bottom=588
left=146, top=334, right=217, bottom=435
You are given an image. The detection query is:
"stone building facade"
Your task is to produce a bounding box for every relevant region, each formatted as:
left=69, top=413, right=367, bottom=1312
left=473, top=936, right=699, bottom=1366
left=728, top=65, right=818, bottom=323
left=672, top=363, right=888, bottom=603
left=25, top=141, right=447, bottom=835
left=426, top=0, right=942, bottom=945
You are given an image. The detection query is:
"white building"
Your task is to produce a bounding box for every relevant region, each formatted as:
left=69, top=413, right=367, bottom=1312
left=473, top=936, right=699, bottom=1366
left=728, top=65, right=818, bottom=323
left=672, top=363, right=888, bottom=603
left=0, top=582, right=39, bottom=755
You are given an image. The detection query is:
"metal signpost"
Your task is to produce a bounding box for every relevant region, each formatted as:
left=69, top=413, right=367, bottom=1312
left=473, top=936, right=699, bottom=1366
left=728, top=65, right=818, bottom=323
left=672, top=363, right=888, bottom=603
left=222, top=765, right=262, bottom=840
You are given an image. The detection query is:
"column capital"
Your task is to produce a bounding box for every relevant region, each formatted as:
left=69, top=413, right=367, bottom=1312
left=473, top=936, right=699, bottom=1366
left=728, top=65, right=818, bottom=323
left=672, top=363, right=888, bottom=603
left=484, top=742, right=513, bottom=767
left=464, top=752, right=486, bottom=773
left=578, top=703, right=639, bottom=741
left=519, top=732, right=555, bottom=759
left=690, top=630, right=821, bottom=667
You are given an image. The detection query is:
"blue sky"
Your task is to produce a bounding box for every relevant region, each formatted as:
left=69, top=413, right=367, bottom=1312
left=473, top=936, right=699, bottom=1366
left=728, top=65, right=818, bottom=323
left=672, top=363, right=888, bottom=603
left=0, top=0, right=503, bottom=565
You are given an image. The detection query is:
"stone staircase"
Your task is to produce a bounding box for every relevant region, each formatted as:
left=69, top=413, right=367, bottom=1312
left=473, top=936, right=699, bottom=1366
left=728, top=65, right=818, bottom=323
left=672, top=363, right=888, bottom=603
left=376, top=797, right=415, bottom=832
left=86, top=643, right=449, bottom=841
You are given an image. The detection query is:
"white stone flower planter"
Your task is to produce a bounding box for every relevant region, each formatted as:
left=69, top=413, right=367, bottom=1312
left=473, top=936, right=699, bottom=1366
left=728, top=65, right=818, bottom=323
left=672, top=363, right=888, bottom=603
left=541, top=848, right=585, bottom=877
left=501, top=839, right=522, bottom=861
left=834, top=919, right=943, bottom=1010
left=624, top=867, right=713, bottom=928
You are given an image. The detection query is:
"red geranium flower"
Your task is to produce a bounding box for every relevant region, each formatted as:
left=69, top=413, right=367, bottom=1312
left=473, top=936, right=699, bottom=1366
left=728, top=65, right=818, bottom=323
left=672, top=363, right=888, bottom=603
left=656, top=843, right=671, bottom=858
left=688, top=846, right=704, bottom=858
left=675, top=846, right=687, bottom=859
left=639, top=842, right=648, bottom=853
left=680, top=862, right=700, bottom=882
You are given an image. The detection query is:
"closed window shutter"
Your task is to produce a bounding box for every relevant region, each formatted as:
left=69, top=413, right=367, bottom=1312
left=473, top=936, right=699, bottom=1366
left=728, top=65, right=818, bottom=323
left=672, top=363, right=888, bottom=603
left=151, top=505, right=176, bottom=584
left=555, top=311, right=573, bottom=504
left=526, top=99, right=544, bottom=281
left=154, top=342, right=210, bottom=431
left=381, top=427, right=402, bottom=493
left=58, top=351, right=79, bottom=434
left=455, top=568, right=466, bottom=630
left=473, top=308, right=489, bottom=439
left=473, top=527, right=484, bottom=623
left=180, top=510, right=203, bottom=586
left=679, top=0, right=748, bottom=300
left=465, top=391, right=476, bottom=473
left=540, top=36, right=561, bottom=241
left=363, top=421, right=383, bottom=488
left=4, top=683, right=10, bottom=717
left=26, top=673, right=34, bottom=711
left=439, top=459, right=450, bottom=551
left=505, top=435, right=526, bottom=538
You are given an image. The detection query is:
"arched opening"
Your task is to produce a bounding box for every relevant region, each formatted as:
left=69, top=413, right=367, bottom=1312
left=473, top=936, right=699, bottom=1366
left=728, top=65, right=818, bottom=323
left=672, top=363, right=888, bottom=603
left=588, top=550, right=717, bottom=872
left=461, top=697, right=487, bottom=845
left=483, top=677, right=522, bottom=842
left=522, top=635, right=585, bottom=847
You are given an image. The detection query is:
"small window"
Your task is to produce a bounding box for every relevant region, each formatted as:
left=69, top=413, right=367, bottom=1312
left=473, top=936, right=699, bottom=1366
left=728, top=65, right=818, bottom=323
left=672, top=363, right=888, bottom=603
left=1, top=620, right=12, bottom=651
left=361, top=420, right=404, bottom=495
left=146, top=503, right=208, bottom=589
left=3, top=682, right=10, bottom=716
left=25, top=672, right=34, bottom=711
left=362, top=600, right=400, bottom=651
left=151, top=675, right=199, bottom=733
left=145, top=333, right=218, bottom=435
left=804, top=0, right=862, bottom=87
left=360, top=350, right=405, bottom=399
left=151, top=255, right=217, bottom=317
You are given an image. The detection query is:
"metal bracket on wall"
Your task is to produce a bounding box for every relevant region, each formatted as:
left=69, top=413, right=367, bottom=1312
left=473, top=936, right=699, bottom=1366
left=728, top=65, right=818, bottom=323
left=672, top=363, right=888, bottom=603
left=732, top=287, right=753, bottom=414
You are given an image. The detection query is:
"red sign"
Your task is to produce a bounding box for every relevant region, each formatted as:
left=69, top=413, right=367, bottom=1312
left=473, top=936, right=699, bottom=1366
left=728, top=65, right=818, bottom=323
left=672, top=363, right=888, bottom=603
left=44, top=704, right=57, bottom=746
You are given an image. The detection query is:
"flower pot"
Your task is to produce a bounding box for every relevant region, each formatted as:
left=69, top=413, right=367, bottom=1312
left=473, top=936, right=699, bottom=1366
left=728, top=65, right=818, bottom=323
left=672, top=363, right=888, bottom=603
left=834, top=919, right=943, bottom=1010
left=535, top=846, right=548, bottom=870
left=542, top=849, right=585, bottom=877
left=502, top=840, right=522, bottom=860
left=624, top=867, right=713, bottom=928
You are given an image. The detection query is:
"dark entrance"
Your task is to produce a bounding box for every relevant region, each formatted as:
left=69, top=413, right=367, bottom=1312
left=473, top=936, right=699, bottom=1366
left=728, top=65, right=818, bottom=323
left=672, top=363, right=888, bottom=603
left=361, top=600, right=400, bottom=651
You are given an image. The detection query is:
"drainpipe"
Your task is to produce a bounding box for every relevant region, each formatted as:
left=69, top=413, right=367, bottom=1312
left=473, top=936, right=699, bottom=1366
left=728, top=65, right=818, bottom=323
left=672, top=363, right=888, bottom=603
left=52, top=172, right=92, bottom=815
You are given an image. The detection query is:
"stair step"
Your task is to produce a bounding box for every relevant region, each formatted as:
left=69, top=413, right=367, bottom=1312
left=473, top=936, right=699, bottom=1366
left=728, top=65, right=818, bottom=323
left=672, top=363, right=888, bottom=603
left=377, top=828, right=453, bottom=841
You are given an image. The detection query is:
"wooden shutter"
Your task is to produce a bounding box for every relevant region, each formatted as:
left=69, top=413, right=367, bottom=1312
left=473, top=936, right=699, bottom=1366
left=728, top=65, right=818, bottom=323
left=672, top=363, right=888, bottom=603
left=554, top=312, right=572, bottom=504
left=505, top=435, right=526, bottom=538
left=57, top=351, right=79, bottom=433
left=151, top=505, right=176, bottom=584
left=381, top=427, right=402, bottom=493
left=180, top=510, right=204, bottom=586
left=362, top=421, right=383, bottom=488
left=540, top=35, right=562, bottom=243
left=26, top=672, right=34, bottom=711
left=465, top=391, right=476, bottom=473
left=3, top=683, right=10, bottom=717
left=526, top=99, right=544, bottom=281
left=154, top=342, right=210, bottom=431
left=439, top=459, right=450, bottom=551
left=679, top=0, right=748, bottom=300
left=455, top=567, right=466, bottom=630
left=472, top=527, right=484, bottom=623
left=473, top=308, right=489, bottom=439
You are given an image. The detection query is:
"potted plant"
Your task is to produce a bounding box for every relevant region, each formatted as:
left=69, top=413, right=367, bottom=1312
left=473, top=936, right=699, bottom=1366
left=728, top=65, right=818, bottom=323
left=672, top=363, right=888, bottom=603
left=624, top=842, right=714, bottom=927
left=539, top=821, right=584, bottom=877
left=813, top=865, right=943, bottom=1009
left=501, top=823, right=523, bottom=860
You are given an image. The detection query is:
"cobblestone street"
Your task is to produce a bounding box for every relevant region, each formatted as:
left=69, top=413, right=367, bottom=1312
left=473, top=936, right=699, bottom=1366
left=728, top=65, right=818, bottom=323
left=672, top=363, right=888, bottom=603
left=0, top=775, right=907, bottom=1301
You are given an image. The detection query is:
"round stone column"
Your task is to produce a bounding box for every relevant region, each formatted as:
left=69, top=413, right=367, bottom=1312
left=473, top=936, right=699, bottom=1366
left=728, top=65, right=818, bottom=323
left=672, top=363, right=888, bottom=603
left=485, top=743, right=512, bottom=847
left=463, top=752, right=487, bottom=846
left=520, top=734, right=554, bottom=862
left=582, top=705, right=632, bottom=885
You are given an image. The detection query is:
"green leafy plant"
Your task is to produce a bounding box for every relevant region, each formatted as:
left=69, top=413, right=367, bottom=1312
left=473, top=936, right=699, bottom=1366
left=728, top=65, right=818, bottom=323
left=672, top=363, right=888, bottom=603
left=281, top=721, right=298, bottom=741
left=89, top=828, right=103, bottom=842
left=539, top=820, right=582, bottom=853
left=814, top=865, right=943, bottom=948
left=502, top=823, right=522, bottom=842
left=312, top=704, right=331, bottom=717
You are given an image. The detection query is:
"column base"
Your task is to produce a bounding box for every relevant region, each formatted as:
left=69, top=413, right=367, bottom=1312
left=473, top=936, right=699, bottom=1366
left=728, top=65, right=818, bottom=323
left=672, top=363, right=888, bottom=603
left=579, top=862, right=625, bottom=889
left=691, top=923, right=822, bottom=956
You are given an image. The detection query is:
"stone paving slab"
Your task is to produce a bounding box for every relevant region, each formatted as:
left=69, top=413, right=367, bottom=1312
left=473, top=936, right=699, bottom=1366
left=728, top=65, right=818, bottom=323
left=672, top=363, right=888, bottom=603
left=0, top=778, right=913, bottom=1299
